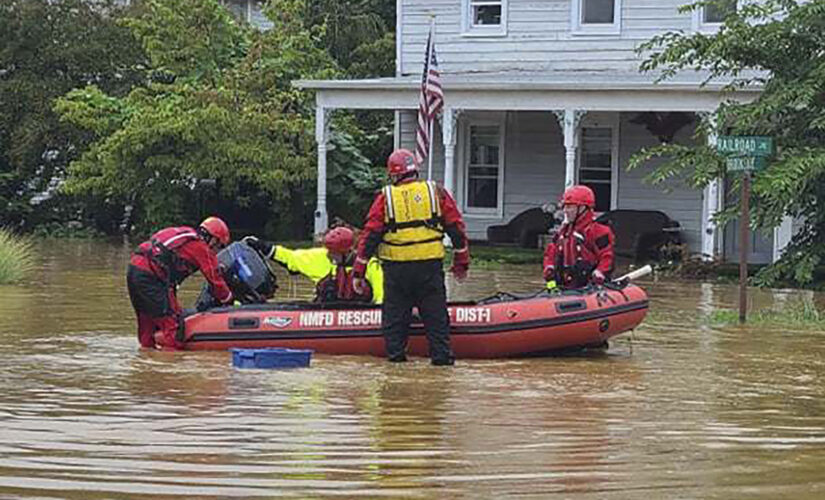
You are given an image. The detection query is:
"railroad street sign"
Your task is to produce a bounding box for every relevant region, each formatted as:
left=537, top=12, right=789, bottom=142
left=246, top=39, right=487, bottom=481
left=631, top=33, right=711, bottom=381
left=717, top=136, right=773, bottom=157
left=726, top=156, right=768, bottom=172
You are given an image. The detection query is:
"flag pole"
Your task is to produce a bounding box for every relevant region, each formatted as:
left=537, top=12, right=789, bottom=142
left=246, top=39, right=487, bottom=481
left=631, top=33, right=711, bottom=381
left=427, top=120, right=434, bottom=180
left=426, top=15, right=435, bottom=180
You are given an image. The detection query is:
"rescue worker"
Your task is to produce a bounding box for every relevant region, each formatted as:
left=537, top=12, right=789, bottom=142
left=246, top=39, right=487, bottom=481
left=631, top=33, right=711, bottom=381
left=243, top=226, right=383, bottom=304
left=351, top=148, right=470, bottom=366
left=543, top=185, right=614, bottom=290
left=127, top=216, right=234, bottom=350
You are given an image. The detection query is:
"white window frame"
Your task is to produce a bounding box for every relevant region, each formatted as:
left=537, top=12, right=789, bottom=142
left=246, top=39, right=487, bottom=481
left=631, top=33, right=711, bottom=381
left=571, top=0, right=622, bottom=36
left=461, top=0, right=508, bottom=37
left=462, top=115, right=506, bottom=218
left=692, top=0, right=739, bottom=33
left=577, top=113, right=620, bottom=212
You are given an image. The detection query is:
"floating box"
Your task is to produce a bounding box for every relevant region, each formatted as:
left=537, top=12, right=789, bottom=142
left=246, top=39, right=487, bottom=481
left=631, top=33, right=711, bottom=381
left=231, top=348, right=312, bottom=369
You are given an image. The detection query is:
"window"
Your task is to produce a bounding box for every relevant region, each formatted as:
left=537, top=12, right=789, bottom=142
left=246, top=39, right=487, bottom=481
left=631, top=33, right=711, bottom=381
left=704, top=0, right=736, bottom=23
left=583, top=0, right=614, bottom=24
left=462, top=0, right=508, bottom=36
left=571, top=0, right=622, bottom=35
left=579, top=127, right=616, bottom=212
left=464, top=123, right=504, bottom=215
left=693, top=0, right=737, bottom=32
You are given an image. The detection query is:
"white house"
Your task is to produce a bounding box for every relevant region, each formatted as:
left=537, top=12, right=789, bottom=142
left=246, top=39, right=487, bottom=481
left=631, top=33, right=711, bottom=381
left=284, top=0, right=793, bottom=264
left=221, top=0, right=273, bottom=29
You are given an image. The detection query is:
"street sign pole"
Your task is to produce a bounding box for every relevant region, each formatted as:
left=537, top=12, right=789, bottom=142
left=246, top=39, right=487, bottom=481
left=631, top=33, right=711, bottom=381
left=739, top=173, right=750, bottom=324
left=717, top=135, right=773, bottom=325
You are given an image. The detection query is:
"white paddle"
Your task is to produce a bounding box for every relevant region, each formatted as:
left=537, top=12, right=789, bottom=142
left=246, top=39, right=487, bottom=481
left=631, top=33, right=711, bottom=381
left=614, top=264, right=653, bottom=283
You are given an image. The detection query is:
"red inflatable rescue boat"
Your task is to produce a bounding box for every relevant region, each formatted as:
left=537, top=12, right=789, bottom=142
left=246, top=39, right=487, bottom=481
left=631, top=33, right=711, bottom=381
left=182, top=284, right=648, bottom=358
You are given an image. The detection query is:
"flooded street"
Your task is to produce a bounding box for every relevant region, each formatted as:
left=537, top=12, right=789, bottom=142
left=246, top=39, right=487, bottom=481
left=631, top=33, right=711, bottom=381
left=1, top=240, right=824, bottom=498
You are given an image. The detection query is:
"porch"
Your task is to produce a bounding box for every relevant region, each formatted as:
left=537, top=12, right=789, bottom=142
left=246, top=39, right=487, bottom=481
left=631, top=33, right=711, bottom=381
left=295, top=73, right=788, bottom=264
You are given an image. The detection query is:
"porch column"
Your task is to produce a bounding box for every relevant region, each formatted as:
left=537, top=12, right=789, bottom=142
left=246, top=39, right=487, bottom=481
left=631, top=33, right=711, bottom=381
left=553, top=109, right=586, bottom=188
left=772, top=216, right=793, bottom=262
left=442, top=107, right=460, bottom=195
left=701, top=113, right=721, bottom=261
left=314, top=105, right=331, bottom=235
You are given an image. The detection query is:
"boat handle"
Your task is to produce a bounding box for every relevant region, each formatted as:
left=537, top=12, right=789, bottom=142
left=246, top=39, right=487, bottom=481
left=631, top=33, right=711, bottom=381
left=229, top=317, right=260, bottom=329
left=555, top=300, right=587, bottom=314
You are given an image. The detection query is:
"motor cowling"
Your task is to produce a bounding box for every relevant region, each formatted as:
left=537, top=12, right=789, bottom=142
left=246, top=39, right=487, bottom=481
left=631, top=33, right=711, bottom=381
left=194, top=241, right=278, bottom=310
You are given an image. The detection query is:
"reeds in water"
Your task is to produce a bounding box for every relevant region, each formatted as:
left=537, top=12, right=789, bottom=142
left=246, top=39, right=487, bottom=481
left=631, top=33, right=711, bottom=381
left=0, top=228, right=35, bottom=284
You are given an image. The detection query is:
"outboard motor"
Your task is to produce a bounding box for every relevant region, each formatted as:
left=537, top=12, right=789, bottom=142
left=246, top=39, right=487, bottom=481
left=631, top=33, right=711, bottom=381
left=195, top=241, right=278, bottom=310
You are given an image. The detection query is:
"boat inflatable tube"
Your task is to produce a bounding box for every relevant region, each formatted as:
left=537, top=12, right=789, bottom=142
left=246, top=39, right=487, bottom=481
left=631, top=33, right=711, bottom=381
left=184, top=285, right=649, bottom=359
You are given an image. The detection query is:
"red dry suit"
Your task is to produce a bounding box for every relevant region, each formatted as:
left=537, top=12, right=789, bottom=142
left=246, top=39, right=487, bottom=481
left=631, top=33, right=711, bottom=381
left=543, top=209, right=614, bottom=289
left=127, top=226, right=232, bottom=350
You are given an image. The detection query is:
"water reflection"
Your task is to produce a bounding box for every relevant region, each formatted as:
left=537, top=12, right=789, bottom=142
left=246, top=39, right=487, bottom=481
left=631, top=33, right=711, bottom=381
left=0, top=240, right=824, bottom=498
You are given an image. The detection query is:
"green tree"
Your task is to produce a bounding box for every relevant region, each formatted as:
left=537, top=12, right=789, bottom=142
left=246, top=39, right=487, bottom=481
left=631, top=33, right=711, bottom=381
left=630, top=0, right=825, bottom=286
left=57, top=0, right=337, bottom=235
left=0, top=0, right=144, bottom=229
left=305, top=0, right=396, bottom=209
left=306, top=0, right=395, bottom=78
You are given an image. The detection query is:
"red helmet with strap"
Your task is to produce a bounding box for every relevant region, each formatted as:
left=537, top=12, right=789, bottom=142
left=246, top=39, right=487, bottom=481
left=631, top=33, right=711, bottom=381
left=199, top=216, right=230, bottom=246
left=562, top=185, right=595, bottom=208
left=387, top=149, right=418, bottom=178
left=324, top=226, right=355, bottom=254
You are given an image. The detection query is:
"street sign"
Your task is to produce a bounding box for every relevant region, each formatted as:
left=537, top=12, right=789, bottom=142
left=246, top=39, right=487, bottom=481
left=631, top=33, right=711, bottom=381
left=717, top=136, right=773, bottom=157
left=726, top=156, right=768, bottom=172
left=715, top=136, right=771, bottom=323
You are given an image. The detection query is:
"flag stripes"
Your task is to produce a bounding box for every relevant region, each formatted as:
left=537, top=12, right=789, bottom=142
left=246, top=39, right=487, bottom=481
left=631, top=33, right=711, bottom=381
left=414, top=22, right=443, bottom=168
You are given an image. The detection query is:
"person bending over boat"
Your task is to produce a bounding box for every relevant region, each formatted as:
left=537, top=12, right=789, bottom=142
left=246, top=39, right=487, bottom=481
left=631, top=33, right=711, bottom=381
left=351, top=148, right=471, bottom=366
left=243, top=226, right=383, bottom=304
left=127, top=217, right=233, bottom=350
left=543, top=185, right=615, bottom=290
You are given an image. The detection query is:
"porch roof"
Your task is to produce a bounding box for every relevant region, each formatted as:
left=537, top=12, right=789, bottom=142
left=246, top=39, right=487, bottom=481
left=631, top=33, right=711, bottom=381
left=295, top=71, right=761, bottom=112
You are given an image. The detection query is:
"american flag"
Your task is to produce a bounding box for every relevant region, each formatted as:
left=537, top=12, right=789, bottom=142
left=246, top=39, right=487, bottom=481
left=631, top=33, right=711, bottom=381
left=414, top=22, right=443, bottom=168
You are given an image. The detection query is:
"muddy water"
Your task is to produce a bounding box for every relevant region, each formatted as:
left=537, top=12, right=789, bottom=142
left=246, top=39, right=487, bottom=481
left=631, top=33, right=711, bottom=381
left=0, top=240, right=824, bottom=499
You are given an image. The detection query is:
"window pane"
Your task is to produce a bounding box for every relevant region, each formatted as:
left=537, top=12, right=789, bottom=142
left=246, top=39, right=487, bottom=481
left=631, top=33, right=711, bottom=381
left=468, top=123, right=501, bottom=209
left=469, top=166, right=499, bottom=178
left=580, top=127, right=612, bottom=211
left=469, top=126, right=500, bottom=165
left=473, top=4, right=502, bottom=25
left=468, top=178, right=498, bottom=208
left=582, top=0, right=614, bottom=24
left=580, top=169, right=612, bottom=181
left=704, top=0, right=736, bottom=23
left=585, top=183, right=611, bottom=212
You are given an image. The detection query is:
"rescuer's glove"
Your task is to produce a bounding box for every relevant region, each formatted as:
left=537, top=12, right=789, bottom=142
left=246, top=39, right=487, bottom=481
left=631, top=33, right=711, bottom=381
left=351, top=256, right=368, bottom=295
left=449, top=246, right=470, bottom=281
left=242, top=236, right=274, bottom=258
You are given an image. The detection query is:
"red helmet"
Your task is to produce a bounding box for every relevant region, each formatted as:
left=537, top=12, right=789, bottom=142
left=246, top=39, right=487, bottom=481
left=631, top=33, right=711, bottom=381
left=324, top=226, right=355, bottom=254
left=562, top=185, right=595, bottom=208
left=387, top=149, right=418, bottom=178
left=199, top=216, right=230, bottom=246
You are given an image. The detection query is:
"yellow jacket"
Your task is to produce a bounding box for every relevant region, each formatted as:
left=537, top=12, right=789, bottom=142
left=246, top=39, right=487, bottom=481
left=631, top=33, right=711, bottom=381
left=271, top=246, right=384, bottom=304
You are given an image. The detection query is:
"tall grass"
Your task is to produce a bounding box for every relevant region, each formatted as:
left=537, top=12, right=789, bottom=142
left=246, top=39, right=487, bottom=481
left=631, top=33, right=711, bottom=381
left=0, top=228, right=35, bottom=284
left=710, top=299, right=825, bottom=330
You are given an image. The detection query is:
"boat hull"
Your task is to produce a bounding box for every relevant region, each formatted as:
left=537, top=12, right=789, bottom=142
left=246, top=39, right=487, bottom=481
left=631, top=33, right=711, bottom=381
left=183, top=285, right=648, bottom=358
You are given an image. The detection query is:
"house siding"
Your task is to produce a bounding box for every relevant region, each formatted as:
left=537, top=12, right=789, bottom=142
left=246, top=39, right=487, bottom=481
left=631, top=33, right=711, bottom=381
left=617, top=112, right=703, bottom=254
left=400, top=0, right=694, bottom=76
left=399, top=110, right=445, bottom=184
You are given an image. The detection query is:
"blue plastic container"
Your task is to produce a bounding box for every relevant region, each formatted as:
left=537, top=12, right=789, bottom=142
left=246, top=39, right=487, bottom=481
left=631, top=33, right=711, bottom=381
left=231, top=348, right=313, bottom=369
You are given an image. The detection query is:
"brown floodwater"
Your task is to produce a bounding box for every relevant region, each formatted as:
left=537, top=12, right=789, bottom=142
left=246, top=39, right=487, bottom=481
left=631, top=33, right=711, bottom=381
left=0, top=239, right=824, bottom=499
